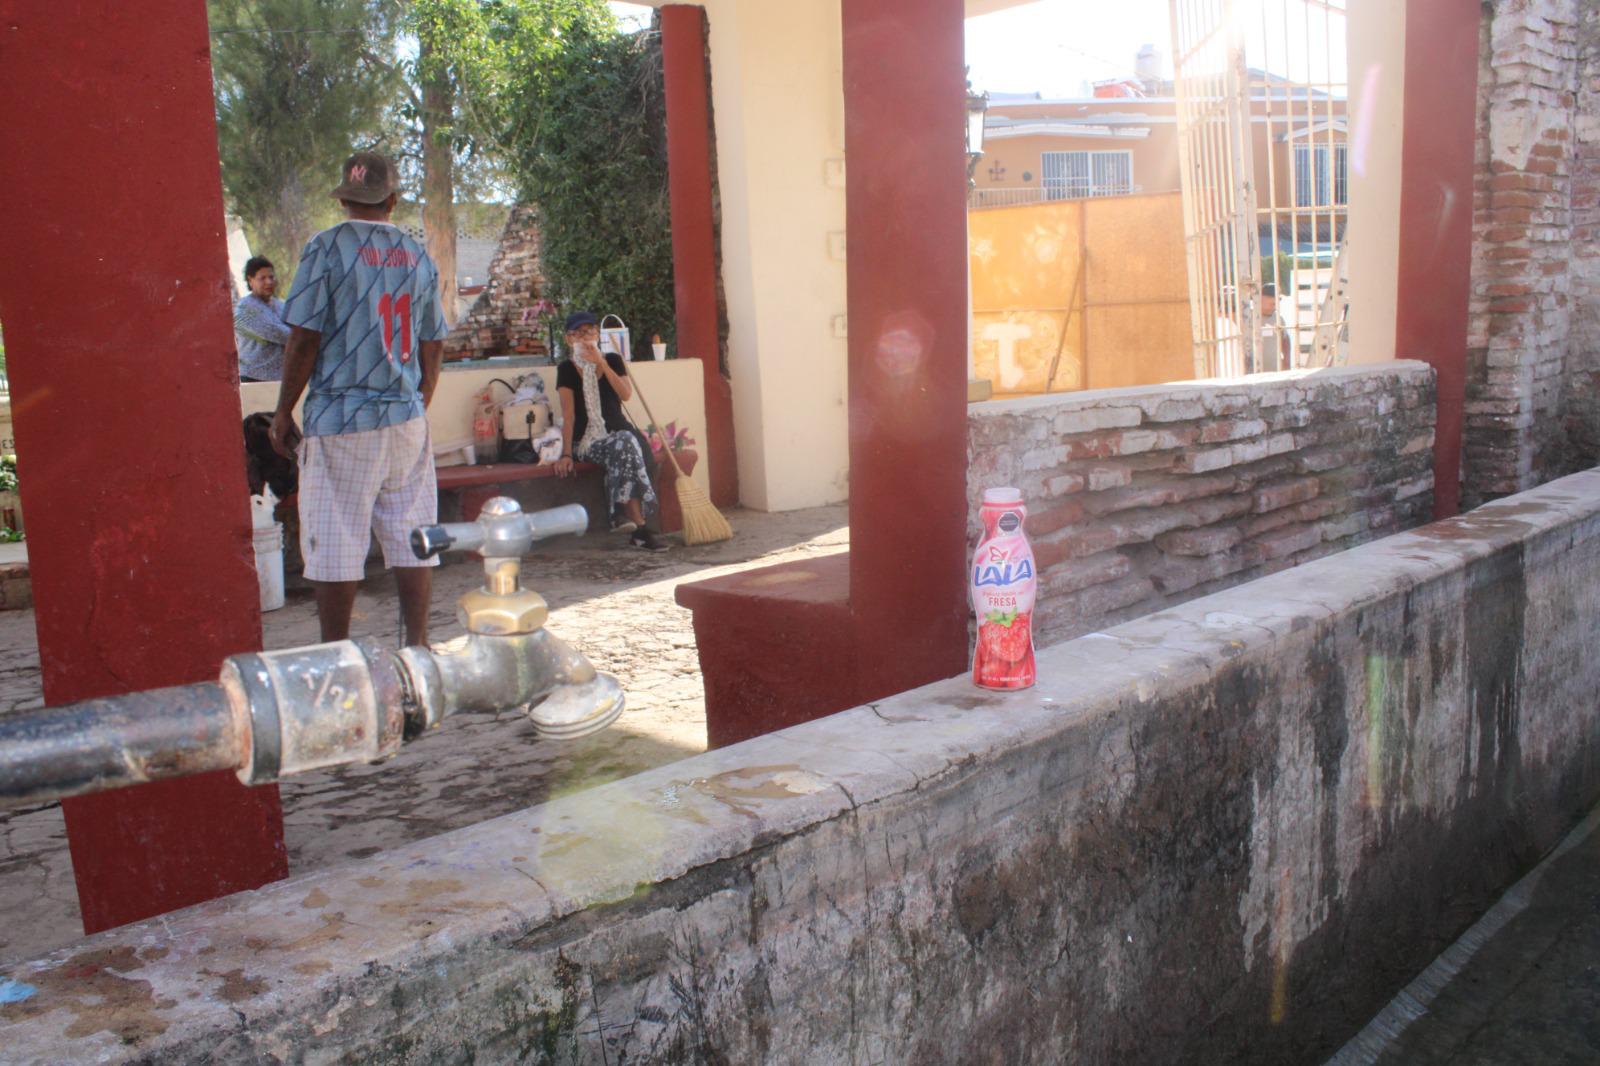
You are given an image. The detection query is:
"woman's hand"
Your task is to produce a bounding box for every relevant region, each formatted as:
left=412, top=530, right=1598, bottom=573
left=578, top=345, right=604, bottom=367
left=554, top=456, right=575, bottom=477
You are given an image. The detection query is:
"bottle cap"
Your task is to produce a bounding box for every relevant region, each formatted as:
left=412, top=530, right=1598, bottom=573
left=982, top=487, right=1023, bottom=505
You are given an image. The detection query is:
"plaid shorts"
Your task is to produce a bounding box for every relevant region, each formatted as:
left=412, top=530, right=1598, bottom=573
left=298, top=417, right=438, bottom=582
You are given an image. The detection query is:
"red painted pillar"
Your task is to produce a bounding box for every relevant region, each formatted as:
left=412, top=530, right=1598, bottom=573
left=1395, top=0, right=1481, bottom=518
left=841, top=0, right=971, bottom=697
left=0, top=0, right=287, bottom=933
left=661, top=4, right=738, bottom=508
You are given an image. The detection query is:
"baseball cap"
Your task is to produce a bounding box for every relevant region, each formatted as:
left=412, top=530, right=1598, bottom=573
left=330, top=151, right=397, bottom=204
left=565, top=311, right=599, bottom=331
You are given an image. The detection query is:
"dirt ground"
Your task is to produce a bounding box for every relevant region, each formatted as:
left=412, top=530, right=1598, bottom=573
left=0, top=504, right=847, bottom=966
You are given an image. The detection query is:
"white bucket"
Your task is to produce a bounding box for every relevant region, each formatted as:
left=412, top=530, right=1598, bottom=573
left=253, top=521, right=285, bottom=612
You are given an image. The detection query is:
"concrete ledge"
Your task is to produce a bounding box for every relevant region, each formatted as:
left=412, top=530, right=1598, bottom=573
left=5, top=471, right=1600, bottom=1063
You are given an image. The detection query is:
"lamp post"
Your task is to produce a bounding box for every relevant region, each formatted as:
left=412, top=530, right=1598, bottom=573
left=965, top=87, right=989, bottom=184
left=965, top=84, right=992, bottom=401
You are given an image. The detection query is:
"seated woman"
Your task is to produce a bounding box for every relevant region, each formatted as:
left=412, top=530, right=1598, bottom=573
left=553, top=311, right=668, bottom=551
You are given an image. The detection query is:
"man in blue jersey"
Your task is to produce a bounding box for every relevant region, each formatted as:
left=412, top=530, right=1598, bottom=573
left=269, top=152, right=447, bottom=647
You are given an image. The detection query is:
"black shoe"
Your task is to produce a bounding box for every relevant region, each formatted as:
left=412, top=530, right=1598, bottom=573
left=630, top=528, right=669, bottom=552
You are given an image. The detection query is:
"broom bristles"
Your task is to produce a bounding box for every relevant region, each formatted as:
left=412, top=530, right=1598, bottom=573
left=676, top=477, right=732, bottom=545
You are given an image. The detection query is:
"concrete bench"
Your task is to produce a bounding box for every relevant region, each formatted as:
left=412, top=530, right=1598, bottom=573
left=434, top=449, right=700, bottom=533
left=435, top=460, right=605, bottom=528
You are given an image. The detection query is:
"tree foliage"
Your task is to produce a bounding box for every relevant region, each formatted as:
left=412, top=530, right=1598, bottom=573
left=413, top=0, right=677, bottom=348
left=210, top=0, right=404, bottom=277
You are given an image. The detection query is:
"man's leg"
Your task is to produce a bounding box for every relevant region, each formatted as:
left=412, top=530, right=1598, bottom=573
left=371, top=418, right=439, bottom=646
left=300, top=430, right=384, bottom=640
left=394, top=567, right=431, bottom=647
left=315, top=581, right=360, bottom=642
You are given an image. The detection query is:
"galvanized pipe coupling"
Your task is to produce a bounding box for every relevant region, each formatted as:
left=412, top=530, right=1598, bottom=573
left=0, top=499, right=625, bottom=808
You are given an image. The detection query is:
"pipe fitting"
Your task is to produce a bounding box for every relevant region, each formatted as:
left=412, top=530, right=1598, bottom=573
left=219, top=638, right=407, bottom=785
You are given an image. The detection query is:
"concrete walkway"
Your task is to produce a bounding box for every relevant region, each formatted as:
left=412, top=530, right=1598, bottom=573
left=1327, top=803, right=1600, bottom=1066
left=0, top=505, right=847, bottom=966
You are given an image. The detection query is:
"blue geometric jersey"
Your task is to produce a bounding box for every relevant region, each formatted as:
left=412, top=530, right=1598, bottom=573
left=282, top=220, right=448, bottom=437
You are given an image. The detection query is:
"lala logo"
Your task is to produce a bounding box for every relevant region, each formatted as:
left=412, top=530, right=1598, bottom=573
left=973, top=555, right=1033, bottom=588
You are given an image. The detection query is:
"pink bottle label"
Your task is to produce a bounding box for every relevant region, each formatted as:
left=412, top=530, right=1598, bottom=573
left=971, top=495, right=1037, bottom=690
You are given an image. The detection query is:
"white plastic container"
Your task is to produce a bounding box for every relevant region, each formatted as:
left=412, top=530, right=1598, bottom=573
left=253, top=521, right=285, bottom=612
left=250, top=487, right=285, bottom=612
left=652, top=342, right=667, bottom=361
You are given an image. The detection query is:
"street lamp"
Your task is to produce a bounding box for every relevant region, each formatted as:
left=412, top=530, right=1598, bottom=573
left=965, top=87, right=989, bottom=183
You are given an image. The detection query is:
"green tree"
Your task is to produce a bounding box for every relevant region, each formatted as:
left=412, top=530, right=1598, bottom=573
left=210, top=0, right=404, bottom=276
left=412, top=0, right=676, bottom=348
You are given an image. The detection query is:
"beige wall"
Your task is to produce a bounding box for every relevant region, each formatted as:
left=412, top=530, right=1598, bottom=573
left=239, top=359, right=710, bottom=497
left=697, top=0, right=849, bottom=512
left=1346, top=0, right=1406, bottom=364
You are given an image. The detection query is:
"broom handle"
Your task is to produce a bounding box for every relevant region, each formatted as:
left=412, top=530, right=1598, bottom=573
left=627, top=371, right=689, bottom=480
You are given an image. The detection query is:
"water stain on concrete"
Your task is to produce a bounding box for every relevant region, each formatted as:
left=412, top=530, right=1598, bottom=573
left=202, top=967, right=268, bottom=1003
left=0, top=943, right=176, bottom=1043
left=301, top=887, right=331, bottom=909
left=686, top=765, right=819, bottom=818
left=293, top=959, right=332, bottom=977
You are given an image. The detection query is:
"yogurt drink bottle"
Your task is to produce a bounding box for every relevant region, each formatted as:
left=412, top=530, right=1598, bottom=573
left=971, top=487, right=1037, bottom=689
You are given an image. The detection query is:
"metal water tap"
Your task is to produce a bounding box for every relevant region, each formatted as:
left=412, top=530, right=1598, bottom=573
left=0, top=499, right=625, bottom=809
left=398, top=498, right=626, bottom=741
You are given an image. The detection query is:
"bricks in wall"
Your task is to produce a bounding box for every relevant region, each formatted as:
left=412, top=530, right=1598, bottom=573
left=967, top=364, right=1437, bottom=648
left=444, top=206, right=551, bottom=362
left=1464, top=0, right=1600, bottom=508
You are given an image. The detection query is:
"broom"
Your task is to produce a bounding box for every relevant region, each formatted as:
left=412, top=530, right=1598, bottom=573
left=627, top=370, right=732, bottom=545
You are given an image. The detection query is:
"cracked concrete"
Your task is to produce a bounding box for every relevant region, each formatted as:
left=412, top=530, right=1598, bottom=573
left=0, top=504, right=847, bottom=967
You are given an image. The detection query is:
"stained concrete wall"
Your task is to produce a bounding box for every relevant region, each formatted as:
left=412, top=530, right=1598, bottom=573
left=5, top=469, right=1599, bottom=1064
left=968, top=361, right=1436, bottom=647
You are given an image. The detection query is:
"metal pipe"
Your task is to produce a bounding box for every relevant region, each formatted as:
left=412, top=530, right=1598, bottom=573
left=0, top=499, right=624, bottom=810
left=0, top=682, right=244, bottom=807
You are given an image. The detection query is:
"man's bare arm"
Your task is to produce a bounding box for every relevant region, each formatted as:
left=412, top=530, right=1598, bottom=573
left=419, top=339, right=444, bottom=408
left=270, top=325, right=320, bottom=458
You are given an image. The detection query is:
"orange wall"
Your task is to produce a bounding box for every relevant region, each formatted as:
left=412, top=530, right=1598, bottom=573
left=969, top=192, right=1192, bottom=394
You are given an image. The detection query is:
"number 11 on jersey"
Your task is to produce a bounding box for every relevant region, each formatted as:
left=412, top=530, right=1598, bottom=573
left=378, top=292, right=412, bottom=363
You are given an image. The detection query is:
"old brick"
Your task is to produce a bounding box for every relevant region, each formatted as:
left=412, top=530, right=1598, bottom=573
left=1175, top=446, right=1236, bottom=474
left=1145, top=397, right=1206, bottom=422
left=1052, top=406, right=1142, bottom=435
left=1156, top=524, right=1244, bottom=557
left=1087, top=466, right=1132, bottom=491
left=1026, top=499, right=1088, bottom=537
left=1150, top=547, right=1254, bottom=595
left=1252, top=476, right=1321, bottom=514
left=1043, top=472, right=1087, bottom=497
left=1039, top=552, right=1133, bottom=596
left=1199, top=418, right=1268, bottom=444
left=1243, top=497, right=1342, bottom=538
left=1249, top=523, right=1322, bottom=561
left=1319, top=512, right=1372, bottom=542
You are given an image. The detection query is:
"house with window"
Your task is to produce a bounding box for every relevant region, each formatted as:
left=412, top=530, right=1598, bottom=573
left=973, top=73, right=1348, bottom=239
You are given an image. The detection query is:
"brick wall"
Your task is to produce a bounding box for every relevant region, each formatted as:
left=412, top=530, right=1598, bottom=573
left=1569, top=2, right=1600, bottom=469
left=443, top=205, right=551, bottom=362
left=967, top=363, right=1436, bottom=647
left=1464, top=0, right=1599, bottom=507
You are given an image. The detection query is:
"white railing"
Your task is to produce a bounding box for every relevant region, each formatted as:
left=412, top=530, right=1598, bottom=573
left=969, top=184, right=1141, bottom=210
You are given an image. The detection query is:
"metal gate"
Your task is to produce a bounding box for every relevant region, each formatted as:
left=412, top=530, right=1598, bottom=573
left=1170, top=0, right=1349, bottom=377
